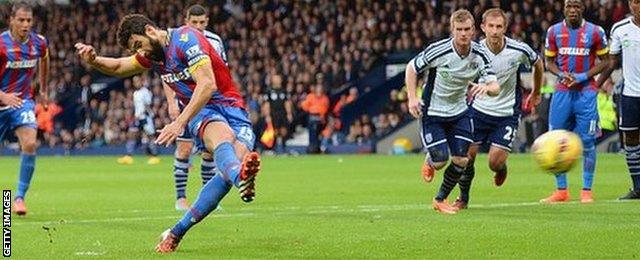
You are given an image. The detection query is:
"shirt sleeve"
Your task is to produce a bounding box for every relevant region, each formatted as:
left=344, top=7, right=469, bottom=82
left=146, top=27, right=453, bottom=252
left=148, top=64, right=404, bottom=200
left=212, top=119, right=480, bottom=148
left=523, top=43, right=539, bottom=67
left=593, top=25, right=609, bottom=56
left=133, top=54, right=152, bottom=69
left=37, top=34, right=48, bottom=59
left=544, top=26, right=558, bottom=58
left=409, top=44, right=439, bottom=74
left=475, top=48, right=498, bottom=83
left=609, top=27, right=622, bottom=55
left=175, top=29, right=213, bottom=74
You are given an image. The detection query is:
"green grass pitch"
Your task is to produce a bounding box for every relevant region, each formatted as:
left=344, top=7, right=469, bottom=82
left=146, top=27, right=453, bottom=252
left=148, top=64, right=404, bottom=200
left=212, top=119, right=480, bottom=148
left=1, top=154, right=639, bottom=258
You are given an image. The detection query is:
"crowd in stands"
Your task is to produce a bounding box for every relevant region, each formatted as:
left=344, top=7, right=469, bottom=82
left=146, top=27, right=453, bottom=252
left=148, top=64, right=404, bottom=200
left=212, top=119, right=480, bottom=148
left=0, top=0, right=630, bottom=152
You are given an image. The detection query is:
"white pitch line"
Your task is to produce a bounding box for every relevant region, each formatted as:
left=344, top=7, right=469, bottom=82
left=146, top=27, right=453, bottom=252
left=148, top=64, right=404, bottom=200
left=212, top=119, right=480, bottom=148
left=12, top=200, right=636, bottom=226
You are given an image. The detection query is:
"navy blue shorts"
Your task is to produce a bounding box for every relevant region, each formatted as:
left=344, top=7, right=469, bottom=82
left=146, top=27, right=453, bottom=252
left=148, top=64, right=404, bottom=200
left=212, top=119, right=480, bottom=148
left=0, top=99, right=37, bottom=141
left=470, top=108, right=520, bottom=152
left=618, top=95, right=640, bottom=131
left=420, top=110, right=473, bottom=162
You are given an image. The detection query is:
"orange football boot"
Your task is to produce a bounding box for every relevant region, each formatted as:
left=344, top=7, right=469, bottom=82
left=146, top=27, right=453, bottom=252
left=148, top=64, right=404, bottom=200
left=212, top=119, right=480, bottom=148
left=539, top=189, right=570, bottom=203
left=12, top=198, right=27, bottom=216
left=494, top=170, right=507, bottom=187
left=239, top=152, right=261, bottom=203
left=450, top=198, right=468, bottom=211
left=580, top=190, right=594, bottom=203
left=421, top=163, right=435, bottom=183
left=156, top=229, right=182, bottom=253
left=432, top=199, right=458, bottom=214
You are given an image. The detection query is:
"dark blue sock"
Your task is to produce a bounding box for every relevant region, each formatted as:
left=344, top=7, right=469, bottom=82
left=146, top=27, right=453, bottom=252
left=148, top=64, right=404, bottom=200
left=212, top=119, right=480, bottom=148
left=171, top=173, right=232, bottom=237
left=214, top=142, right=241, bottom=187
left=16, top=153, right=36, bottom=199
left=435, top=163, right=464, bottom=201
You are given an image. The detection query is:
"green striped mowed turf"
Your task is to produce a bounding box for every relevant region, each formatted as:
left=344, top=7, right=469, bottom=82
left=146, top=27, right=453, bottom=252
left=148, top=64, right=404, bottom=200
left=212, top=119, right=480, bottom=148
left=1, top=154, right=638, bottom=258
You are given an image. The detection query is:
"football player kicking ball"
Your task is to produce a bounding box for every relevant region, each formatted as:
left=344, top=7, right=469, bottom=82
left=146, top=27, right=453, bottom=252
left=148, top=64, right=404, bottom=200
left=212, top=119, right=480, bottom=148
left=164, top=4, right=229, bottom=211
left=406, top=9, right=499, bottom=214
left=75, top=14, right=260, bottom=253
left=448, top=8, right=544, bottom=210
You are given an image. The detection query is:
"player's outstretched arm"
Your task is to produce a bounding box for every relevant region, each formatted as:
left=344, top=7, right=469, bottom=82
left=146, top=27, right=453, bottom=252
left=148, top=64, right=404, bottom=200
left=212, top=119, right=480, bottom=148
left=75, top=42, right=147, bottom=78
left=156, top=58, right=216, bottom=146
left=595, top=54, right=621, bottom=89
left=405, top=63, right=422, bottom=118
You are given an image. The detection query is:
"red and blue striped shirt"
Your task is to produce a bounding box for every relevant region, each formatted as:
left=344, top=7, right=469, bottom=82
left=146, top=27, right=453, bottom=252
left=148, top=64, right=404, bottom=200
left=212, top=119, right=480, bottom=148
left=135, top=26, right=244, bottom=109
left=0, top=30, right=48, bottom=100
left=545, top=20, right=608, bottom=91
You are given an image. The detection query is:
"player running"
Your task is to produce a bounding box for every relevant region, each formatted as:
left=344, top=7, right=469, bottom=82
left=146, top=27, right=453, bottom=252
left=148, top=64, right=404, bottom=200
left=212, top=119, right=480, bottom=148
left=405, top=9, right=499, bottom=214
left=165, top=4, right=228, bottom=211
left=448, top=8, right=544, bottom=210
left=75, top=14, right=260, bottom=253
left=596, top=0, right=640, bottom=200
left=0, top=2, right=49, bottom=216
left=541, top=0, right=609, bottom=203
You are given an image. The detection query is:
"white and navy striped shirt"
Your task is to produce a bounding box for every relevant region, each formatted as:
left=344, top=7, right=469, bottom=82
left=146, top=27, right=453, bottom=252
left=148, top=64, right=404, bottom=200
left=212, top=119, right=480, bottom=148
left=473, top=37, right=538, bottom=117
left=610, top=17, right=640, bottom=97
left=410, top=38, right=497, bottom=117
left=203, top=30, right=228, bottom=66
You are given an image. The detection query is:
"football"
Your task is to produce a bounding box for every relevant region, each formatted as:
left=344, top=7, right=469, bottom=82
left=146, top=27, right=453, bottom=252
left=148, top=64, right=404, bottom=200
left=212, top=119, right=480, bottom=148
left=531, top=130, right=583, bottom=174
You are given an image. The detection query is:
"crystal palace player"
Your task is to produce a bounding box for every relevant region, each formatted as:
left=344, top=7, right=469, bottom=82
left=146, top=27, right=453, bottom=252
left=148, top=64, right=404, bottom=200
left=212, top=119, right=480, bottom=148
left=449, top=8, right=544, bottom=210
left=596, top=0, right=640, bottom=200
left=75, top=14, right=260, bottom=253
left=542, top=0, right=609, bottom=203
left=165, top=4, right=228, bottom=211
left=0, top=2, right=49, bottom=216
left=405, top=9, right=499, bottom=214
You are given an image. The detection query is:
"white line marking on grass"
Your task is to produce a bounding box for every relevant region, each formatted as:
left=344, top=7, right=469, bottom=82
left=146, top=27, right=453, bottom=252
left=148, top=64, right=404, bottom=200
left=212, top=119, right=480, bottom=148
left=74, top=251, right=105, bottom=256
left=13, top=200, right=635, bottom=226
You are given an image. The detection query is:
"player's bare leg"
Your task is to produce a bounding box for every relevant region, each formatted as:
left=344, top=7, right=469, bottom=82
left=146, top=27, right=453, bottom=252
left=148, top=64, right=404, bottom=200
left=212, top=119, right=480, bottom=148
left=13, top=126, right=37, bottom=216
left=488, top=145, right=510, bottom=186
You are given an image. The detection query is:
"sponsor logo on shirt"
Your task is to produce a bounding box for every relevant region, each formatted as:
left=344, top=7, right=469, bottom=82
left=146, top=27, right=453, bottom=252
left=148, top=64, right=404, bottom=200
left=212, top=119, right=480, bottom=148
left=5, top=59, right=37, bottom=69
left=558, top=47, right=590, bottom=56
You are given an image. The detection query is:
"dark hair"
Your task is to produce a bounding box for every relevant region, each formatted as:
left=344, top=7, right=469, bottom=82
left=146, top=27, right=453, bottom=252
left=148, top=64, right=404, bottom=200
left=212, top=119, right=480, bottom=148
left=186, top=4, right=207, bottom=17
left=11, top=1, right=33, bottom=16
left=117, top=14, right=157, bottom=49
